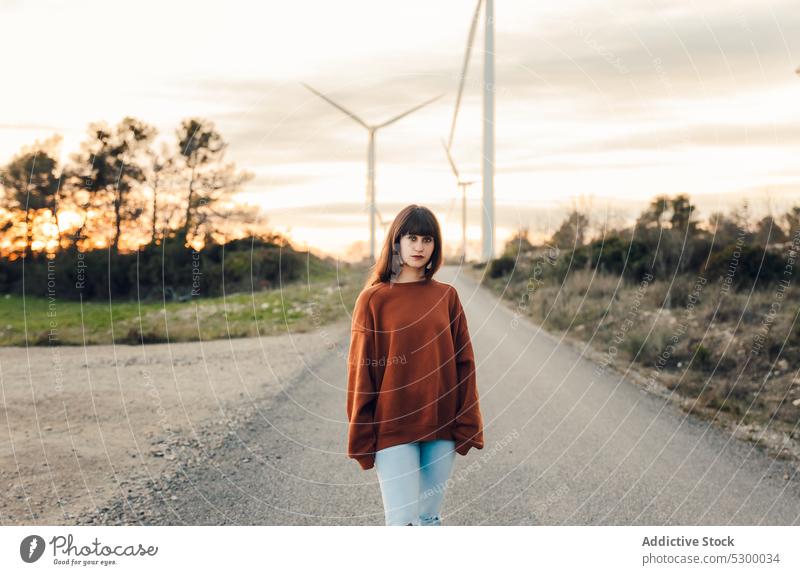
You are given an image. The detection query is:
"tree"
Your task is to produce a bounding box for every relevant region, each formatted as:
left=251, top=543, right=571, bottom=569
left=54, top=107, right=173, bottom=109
left=706, top=211, right=742, bottom=246
left=726, top=198, right=754, bottom=243
left=189, top=162, right=255, bottom=245
left=175, top=117, right=253, bottom=246
left=782, top=206, right=800, bottom=243
left=636, top=195, right=670, bottom=229
left=669, top=194, right=699, bottom=235
left=145, top=141, right=177, bottom=245
left=176, top=118, right=225, bottom=243
left=68, top=117, right=156, bottom=253
left=754, top=215, right=787, bottom=246
left=0, top=137, right=62, bottom=258
left=550, top=209, right=589, bottom=250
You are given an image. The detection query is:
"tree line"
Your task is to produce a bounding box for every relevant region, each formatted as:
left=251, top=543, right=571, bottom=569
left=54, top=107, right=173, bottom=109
left=492, top=194, right=800, bottom=295
left=0, top=117, right=315, bottom=301
left=0, top=116, right=256, bottom=259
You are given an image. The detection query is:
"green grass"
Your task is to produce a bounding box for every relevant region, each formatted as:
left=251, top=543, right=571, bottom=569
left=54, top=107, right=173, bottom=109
left=0, top=266, right=367, bottom=346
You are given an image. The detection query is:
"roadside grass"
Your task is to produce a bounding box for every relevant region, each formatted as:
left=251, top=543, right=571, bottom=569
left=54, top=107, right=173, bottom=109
left=475, top=263, right=800, bottom=455
left=0, top=266, right=367, bottom=346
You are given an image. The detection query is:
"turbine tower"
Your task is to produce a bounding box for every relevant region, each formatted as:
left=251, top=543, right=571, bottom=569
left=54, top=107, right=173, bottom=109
left=482, top=0, right=495, bottom=262
left=442, top=140, right=476, bottom=262
left=302, top=83, right=441, bottom=263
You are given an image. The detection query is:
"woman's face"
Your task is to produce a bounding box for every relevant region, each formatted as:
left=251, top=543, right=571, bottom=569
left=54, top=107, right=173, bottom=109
left=398, top=232, right=435, bottom=270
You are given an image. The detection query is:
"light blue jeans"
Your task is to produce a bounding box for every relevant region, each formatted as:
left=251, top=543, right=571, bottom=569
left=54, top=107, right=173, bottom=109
left=374, top=439, right=457, bottom=526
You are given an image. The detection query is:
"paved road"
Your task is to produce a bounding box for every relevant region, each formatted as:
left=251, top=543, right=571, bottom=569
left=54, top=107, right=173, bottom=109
left=99, top=265, right=800, bottom=525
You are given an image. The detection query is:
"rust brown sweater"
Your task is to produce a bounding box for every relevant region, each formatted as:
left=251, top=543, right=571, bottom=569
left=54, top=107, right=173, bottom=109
left=346, top=276, right=484, bottom=470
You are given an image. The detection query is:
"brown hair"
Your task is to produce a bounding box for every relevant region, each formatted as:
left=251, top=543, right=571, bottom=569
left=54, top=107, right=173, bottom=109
left=363, top=205, right=443, bottom=289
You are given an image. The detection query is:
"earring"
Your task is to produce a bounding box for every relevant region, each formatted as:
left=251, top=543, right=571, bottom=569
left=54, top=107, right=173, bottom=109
left=391, top=242, right=404, bottom=278
left=426, top=261, right=432, bottom=270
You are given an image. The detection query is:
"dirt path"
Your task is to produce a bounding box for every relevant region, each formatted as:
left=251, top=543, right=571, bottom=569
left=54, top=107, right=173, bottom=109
left=0, top=321, right=349, bottom=524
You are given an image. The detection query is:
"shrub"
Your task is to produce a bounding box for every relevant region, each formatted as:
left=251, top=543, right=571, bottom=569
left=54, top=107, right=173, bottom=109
left=487, top=255, right=516, bottom=278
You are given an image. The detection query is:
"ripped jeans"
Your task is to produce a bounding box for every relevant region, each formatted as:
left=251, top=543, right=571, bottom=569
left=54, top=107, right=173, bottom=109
left=374, top=439, right=456, bottom=526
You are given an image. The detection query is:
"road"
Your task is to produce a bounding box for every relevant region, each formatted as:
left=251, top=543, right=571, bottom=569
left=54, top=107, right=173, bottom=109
left=94, top=265, right=800, bottom=525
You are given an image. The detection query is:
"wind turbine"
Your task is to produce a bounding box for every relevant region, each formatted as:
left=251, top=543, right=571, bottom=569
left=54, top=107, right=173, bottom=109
left=442, top=140, right=476, bottom=262
left=301, top=83, right=442, bottom=263
left=444, top=0, right=482, bottom=263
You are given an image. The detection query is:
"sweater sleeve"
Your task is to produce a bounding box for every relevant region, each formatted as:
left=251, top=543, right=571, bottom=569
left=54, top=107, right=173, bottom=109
left=346, top=291, right=378, bottom=470
left=450, top=289, right=484, bottom=456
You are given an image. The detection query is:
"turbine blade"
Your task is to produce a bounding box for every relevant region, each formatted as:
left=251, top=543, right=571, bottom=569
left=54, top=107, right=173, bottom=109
left=301, top=83, right=370, bottom=129
left=375, top=93, right=444, bottom=129
left=441, top=138, right=460, bottom=180
left=448, top=0, right=483, bottom=150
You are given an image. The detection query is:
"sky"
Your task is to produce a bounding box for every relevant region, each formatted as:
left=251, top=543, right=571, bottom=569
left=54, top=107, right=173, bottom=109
left=1, top=0, right=799, bottom=261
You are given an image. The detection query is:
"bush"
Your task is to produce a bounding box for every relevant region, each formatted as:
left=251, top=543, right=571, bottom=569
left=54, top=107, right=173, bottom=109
left=587, top=236, right=650, bottom=280
left=0, top=235, right=310, bottom=302
left=705, top=244, right=786, bottom=291
left=487, top=255, right=516, bottom=278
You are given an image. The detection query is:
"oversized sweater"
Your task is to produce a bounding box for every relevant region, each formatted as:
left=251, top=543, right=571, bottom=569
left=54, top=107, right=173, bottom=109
left=346, top=276, right=484, bottom=470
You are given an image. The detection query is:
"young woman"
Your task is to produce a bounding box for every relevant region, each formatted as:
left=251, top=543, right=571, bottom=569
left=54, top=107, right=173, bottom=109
left=346, top=204, right=484, bottom=526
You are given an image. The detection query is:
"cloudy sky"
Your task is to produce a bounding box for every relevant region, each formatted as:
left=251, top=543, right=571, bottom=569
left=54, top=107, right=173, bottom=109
left=1, top=0, right=799, bottom=260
